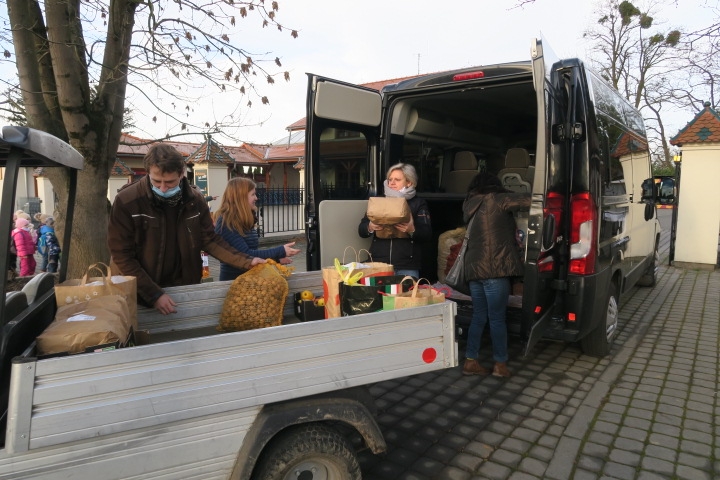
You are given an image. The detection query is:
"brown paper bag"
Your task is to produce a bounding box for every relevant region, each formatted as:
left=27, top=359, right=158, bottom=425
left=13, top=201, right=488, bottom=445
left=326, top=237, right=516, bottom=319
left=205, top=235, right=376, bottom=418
left=414, top=280, right=448, bottom=305
left=367, top=197, right=411, bottom=239
left=37, top=295, right=131, bottom=355
left=383, top=277, right=429, bottom=310
left=322, top=248, right=394, bottom=319
left=55, top=263, right=138, bottom=330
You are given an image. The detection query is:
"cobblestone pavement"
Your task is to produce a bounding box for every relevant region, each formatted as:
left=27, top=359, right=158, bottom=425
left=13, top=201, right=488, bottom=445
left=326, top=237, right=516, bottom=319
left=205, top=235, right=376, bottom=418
left=219, top=219, right=719, bottom=479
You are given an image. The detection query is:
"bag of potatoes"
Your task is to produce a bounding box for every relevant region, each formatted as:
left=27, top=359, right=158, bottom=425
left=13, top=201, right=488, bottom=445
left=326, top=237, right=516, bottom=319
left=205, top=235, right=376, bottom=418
left=218, top=259, right=292, bottom=332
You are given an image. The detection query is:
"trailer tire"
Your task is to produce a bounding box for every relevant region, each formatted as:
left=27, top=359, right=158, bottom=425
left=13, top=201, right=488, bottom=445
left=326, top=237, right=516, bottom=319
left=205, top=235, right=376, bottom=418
left=580, top=280, right=619, bottom=357
left=252, top=423, right=361, bottom=480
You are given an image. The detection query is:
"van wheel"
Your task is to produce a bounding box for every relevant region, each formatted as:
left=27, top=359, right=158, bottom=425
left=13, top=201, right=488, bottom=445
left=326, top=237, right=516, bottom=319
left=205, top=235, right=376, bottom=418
left=580, top=281, right=619, bottom=357
left=252, top=423, right=361, bottom=480
left=637, top=238, right=659, bottom=287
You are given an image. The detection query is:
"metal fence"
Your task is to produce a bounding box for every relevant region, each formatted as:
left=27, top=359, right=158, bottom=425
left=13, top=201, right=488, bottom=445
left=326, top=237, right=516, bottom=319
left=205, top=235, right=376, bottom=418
left=256, top=187, right=304, bottom=236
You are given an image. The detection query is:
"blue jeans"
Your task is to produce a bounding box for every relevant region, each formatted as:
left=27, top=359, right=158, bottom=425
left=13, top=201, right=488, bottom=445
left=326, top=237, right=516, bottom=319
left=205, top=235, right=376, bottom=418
left=465, top=277, right=510, bottom=363
left=395, top=269, right=419, bottom=278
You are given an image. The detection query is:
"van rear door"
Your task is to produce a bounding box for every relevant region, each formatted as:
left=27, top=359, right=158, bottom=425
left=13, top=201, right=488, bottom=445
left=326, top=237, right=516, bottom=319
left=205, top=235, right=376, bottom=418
left=305, top=75, right=382, bottom=270
left=522, top=38, right=568, bottom=356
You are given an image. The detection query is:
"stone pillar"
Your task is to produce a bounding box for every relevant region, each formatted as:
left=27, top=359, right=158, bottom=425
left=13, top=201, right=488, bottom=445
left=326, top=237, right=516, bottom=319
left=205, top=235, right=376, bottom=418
left=670, top=102, right=720, bottom=269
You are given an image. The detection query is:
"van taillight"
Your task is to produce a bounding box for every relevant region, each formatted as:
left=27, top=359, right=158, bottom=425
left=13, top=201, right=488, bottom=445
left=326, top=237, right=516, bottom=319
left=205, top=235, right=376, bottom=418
left=538, top=192, right=564, bottom=272
left=569, top=192, right=596, bottom=275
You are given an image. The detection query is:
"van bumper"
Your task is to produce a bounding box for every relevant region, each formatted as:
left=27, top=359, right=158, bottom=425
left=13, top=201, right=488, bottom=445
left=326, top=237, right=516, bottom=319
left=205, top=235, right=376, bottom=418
left=539, top=268, right=612, bottom=342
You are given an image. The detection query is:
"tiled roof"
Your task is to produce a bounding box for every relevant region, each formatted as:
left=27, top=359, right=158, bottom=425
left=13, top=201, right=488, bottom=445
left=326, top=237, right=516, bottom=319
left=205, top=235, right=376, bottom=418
left=185, top=137, right=235, bottom=165
left=265, top=143, right=305, bottom=168
left=118, top=133, right=270, bottom=166
left=671, top=102, right=720, bottom=145
left=111, top=158, right=134, bottom=176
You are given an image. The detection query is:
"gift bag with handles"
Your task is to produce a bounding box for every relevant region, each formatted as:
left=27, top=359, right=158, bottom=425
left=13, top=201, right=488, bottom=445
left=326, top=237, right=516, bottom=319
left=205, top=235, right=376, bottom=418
left=55, top=262, right=138, bottom=330
left=381, top=276, right=428, bottom=310
left=322, top=247, right=393, bottom=319
left=339, top=282, right=384, bottom=316
left=415, top=281, right=449, bottom=305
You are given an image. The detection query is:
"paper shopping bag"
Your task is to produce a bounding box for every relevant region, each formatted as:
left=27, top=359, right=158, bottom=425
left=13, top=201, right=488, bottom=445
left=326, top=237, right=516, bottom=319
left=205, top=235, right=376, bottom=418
left=55, top=263, right=138, bottom=330
left=322, top=248, right=394, bottom=318
left=381, top=277, right=430, bottom=310
left=414, top=280, right=449, bottom=305
left=37, top=295, right=132, bottom=355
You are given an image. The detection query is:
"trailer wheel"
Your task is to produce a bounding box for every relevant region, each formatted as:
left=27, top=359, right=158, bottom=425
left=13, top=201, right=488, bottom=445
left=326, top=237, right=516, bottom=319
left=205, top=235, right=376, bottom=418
left=253, top=423, right=361, bottom=480
left=636, top=237, right=659, bottom=287
left=580, top=280, right=619, bottom=357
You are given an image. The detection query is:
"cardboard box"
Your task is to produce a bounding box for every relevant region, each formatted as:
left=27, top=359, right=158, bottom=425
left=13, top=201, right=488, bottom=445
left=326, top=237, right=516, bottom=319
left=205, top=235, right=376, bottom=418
left=293, top=292, right=325, bottom=322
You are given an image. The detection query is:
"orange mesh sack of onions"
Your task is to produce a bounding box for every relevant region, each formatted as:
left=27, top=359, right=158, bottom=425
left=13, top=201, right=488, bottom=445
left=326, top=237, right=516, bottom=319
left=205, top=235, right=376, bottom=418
left=218, top=259, right=293, bottom=332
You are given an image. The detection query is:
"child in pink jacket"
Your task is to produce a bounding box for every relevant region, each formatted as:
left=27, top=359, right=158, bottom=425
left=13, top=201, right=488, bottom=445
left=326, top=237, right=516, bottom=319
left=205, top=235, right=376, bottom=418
left=12, top=217, right=37, bottom=276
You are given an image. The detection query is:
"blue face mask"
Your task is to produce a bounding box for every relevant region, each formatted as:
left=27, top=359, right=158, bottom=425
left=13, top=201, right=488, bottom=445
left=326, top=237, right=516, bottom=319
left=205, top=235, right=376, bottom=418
left=152, top=184, right=181, bottom=198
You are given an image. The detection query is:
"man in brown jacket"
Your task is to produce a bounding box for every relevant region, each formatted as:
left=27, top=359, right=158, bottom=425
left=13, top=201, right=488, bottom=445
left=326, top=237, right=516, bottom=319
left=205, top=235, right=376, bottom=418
left=109, top=144, right=263, bottom=314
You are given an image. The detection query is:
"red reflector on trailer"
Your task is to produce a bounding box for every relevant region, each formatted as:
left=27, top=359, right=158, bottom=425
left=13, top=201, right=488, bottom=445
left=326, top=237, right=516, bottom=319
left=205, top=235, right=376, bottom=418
left=568, top=313, right=576, bottom=322
left=422, top=348, right=437, bottom=363
left=534, top=306, right=542, bottom=314
left=453, top=71, right=485, bottom=81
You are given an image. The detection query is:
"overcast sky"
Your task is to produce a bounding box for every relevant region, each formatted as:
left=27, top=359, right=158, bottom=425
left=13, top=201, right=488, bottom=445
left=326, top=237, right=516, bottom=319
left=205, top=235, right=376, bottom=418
left=7, top=0, right=713, bottom=145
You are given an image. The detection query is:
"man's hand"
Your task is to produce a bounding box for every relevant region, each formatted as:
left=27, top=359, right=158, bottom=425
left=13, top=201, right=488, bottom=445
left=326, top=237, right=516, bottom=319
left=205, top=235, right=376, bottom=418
left=251, top=257, right=266, bottom=266
left=279, top=257, right=293, bottom=265
left=154, top=293, right=177, bottom=315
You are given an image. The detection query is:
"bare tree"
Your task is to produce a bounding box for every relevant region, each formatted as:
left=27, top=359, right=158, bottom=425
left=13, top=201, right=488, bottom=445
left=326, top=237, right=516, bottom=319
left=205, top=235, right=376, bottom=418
left=674, top=2, right=720, bottom=111
left=584, top=0, right=681, bottom=169
left=1, top=0, right=296, bottom=276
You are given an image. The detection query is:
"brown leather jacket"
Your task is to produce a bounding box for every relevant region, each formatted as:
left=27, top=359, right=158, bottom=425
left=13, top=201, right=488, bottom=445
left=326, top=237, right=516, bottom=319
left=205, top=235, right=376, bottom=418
left=109, top=176, right=254, bottom=306
left=462, top=190, right=531, bottom=281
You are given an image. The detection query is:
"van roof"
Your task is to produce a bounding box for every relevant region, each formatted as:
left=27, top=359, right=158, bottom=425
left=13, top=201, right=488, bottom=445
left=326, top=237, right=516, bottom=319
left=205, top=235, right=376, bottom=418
left=382, top=61, right=534, bottom=93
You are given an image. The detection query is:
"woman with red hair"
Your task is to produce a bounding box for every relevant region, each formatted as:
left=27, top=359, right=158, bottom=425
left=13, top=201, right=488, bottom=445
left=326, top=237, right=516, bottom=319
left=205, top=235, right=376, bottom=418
left=214, top=177, right=300, bottom=281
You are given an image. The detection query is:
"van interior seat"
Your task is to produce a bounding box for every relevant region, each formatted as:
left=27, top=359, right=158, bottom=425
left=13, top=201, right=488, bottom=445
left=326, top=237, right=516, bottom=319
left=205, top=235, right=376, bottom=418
left=499, top=148, right=533, bottom=193
left=444, top=151, right=478, bottom=194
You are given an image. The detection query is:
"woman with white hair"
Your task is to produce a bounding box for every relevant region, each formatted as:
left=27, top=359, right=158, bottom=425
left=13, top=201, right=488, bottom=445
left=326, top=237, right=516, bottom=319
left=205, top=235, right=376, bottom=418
left=358, top=163, right=432, bottom=277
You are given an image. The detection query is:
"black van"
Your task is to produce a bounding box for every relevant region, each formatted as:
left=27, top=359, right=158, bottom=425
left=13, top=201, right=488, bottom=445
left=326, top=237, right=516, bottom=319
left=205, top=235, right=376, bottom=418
left=304, top=39, right=664, bottom=357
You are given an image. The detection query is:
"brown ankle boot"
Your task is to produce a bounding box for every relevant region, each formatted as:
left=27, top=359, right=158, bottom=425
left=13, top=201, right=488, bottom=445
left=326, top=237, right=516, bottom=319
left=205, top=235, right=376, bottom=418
left=492, top=362, right=511, bottom=378
left=462, top=358, right=489, bottom=376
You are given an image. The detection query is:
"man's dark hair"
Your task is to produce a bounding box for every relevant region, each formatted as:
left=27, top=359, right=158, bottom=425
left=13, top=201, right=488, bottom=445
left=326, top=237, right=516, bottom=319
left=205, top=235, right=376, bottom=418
left=144, top=144, right=186, bottom=175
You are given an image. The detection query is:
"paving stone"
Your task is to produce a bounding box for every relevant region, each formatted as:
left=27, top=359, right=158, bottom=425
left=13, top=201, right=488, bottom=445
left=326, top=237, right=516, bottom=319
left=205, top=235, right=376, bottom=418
left=490, top=448, right=523, bottom=468
left=507, top=471, right=541, bottom=480
left=679, top=439, right=712, bottom=457
left=450, top=452, right=484, bottom=473
left=475, top=460, right=512, bottom=480
left=576, top=454, right=604, bottom=472
left=409, top=457, right=445, bottom=477
left=608, top=448, right=641, bottom=467
left=464, top=441, right=494, bottom=459
left=603, top=461, right=637, bottom=479
left=641, top=452, right=677, bottom=475
left=675, top=465, right=712, bottom=480
left=677, top=452, right=712, bottom=471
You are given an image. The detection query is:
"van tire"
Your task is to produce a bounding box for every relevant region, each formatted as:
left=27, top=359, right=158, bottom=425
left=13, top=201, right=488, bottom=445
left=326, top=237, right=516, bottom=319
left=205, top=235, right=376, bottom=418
left=636, top=237, right=659, bottom=287
left=580, top=280, right=619, bottom=357
left=252, top=423, right=361, bottom=480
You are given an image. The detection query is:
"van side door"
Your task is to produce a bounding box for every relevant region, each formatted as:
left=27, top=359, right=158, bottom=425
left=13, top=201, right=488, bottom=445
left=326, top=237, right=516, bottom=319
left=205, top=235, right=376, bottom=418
left=522, top=39, right=570, bottom=355
left=305, top=75, right=382, bottom=271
